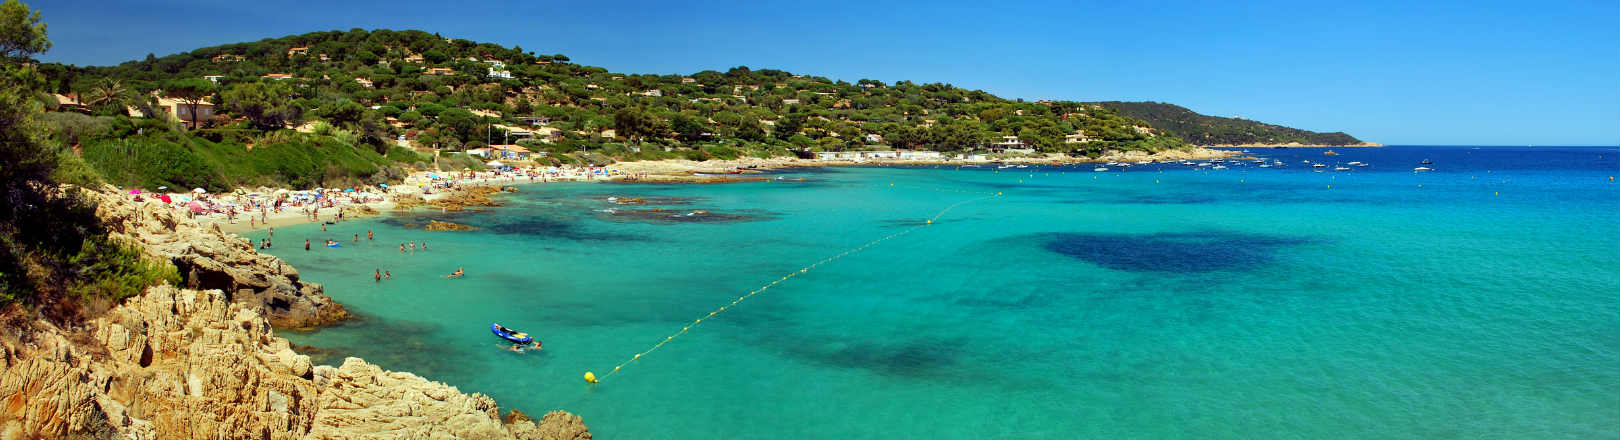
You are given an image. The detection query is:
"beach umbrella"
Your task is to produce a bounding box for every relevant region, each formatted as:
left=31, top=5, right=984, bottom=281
left=157, top=194, right=172, bottom=203
left=379, top=183, right=389, bottom=188
left=157, top=186, right=168, bottom=190
left=129, top=189, right=141, bottom=194
left=192, top=188, right=207, bottom=194
left=486, top=160, right=504, bottom=167
left=187, top=200, right=205, bottom=213
left=344, top=188, right=355, bottom=193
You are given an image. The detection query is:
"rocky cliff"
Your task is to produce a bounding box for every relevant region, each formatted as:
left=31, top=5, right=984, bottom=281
left=1, top=285, right=589, bottom=439
left=0, top=188, right=589, bottom=439
left=85, top=187, right=348, bottom=329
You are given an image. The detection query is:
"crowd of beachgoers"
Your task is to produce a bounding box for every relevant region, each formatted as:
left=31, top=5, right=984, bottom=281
left=123, top=147, right=1237, bottom=233
left=115, top=164, right=628, bottom=233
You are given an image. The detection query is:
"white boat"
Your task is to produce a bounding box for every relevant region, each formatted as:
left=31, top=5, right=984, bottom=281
left=1258, top=164, right=1272, bottom=168
left=1347, top=161, right=1364, bottom=166
left=1334, top=166, right=1350, bottom=171
left=1197, top=162, right=1212, bottom=167
left=1413, top=167, right=1432, bottom=172
left=1015, top=165, right=1028, bottom=168
left=1093, top=167, right=1108, bottom=172
left=1212, top=165, right=1228, bottom=170
left=1356, top=163, right=1369, bottom=167
left=1312, top=163, right=1327, bottom=168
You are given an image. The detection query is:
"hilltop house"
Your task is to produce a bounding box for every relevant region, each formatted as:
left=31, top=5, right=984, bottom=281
left=51, top=93, right=90, bottom=114
left=211, top=53, right=244, bottom=63
left=155, top=96, right=216, bottom=129
left=487, top=68, right=513, bottom=79
left=202, top=75, right=224, bottom=84
left=354, top=77, right=373, bottom=88
left=287, top=46, right=309, bottom=56
left=681, top=77, right=696, bottom=84
left=640, top=89, right=662, bottom=97
left=426, top=67, right=455, bottom=75
left=864, top=133, right=883, bottom=143
left=404, top=54, right=425, bottom=63
left=1063, top=131, right=1092, bottom=143
left=261, top=73, right=293, bottom=80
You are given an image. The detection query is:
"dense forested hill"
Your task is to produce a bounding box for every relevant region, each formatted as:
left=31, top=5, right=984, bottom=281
left=1092, top=102, right=1365, bottom=146
left=30, top=29, right=1355, bottom=191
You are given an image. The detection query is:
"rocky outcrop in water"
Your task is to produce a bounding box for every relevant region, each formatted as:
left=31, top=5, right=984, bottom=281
left=0, top=285, right=589, bottom=439
left=423, top=220, right=479, bottom=231
left=84, top=187, right=348, bottom=329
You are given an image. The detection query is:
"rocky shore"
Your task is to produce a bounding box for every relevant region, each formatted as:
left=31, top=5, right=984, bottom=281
left=0, top=188, right=590, bottom=439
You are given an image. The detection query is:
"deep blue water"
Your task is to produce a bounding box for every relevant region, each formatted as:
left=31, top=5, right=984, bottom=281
left=255, top=146, right=1620, bottom=439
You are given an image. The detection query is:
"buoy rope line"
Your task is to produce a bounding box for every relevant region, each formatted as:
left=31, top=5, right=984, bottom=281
left=586, top=191, right=1002, bottom=384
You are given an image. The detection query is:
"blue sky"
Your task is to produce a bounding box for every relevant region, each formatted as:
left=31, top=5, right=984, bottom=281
left=30, top=0, right=1620, bottom=145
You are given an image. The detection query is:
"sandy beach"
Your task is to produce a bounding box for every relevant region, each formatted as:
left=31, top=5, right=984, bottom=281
left=188, top=147, right=1237, bottom=234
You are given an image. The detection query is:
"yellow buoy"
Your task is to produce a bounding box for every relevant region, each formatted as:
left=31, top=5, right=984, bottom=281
left=926, top=219, right=933, bottom=225
left=889, top=183, right=894, bottom=187
left=584, top=372, right=598, bottom=383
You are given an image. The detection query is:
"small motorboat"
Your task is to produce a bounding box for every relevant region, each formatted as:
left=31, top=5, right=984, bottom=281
left=1312, top=163, right=1327, bottom=168
left=1413, top=167, right=1433, bottom=172
left=1211, top=165, right=1228, bottom=170
left=1334, top=166, right=1350, bottom=171
left=491, top=323, right=533, bottom=344
left=1323, top=150, right=1339, bottom=156
left=1094, top=167, right=1108, bottom=172
left=1420, top=159, right=1433, bottom=165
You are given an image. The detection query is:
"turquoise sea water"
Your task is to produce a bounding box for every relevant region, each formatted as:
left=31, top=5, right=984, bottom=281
left=253, top=146, right=1619, bottom=439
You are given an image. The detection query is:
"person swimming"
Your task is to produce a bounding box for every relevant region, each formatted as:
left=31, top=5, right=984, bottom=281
left=507, top=344, right=524, bottom=353
left=353, top=234, right=359, bottom=243
left=374, top=269, right=381, bottom=282
left=445, top=267, right=465, bottom=278
left=367, top=230, right=374, bottom=240
left=384, top=270, right=391, bottom=279
left=399, top=243, right=406, bottom=253
left=530, top=340, right=542, bottom=351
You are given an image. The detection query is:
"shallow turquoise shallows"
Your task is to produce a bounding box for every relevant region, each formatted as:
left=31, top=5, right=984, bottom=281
left=253, top=146, right=1619, bottom=439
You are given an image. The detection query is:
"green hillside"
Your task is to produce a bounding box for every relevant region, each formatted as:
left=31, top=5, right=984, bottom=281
left=1092, top=101, right=1365, bottom=146
left=36, top=29, right=1190, bottom=180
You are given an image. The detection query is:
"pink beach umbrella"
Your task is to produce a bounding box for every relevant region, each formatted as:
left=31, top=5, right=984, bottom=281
left=187, top=200, right=205, bottom=214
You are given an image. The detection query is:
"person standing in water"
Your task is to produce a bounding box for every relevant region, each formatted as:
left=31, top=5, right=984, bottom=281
left=374, top=269, right=382, bottom=282
left=399, top=243, right=406, bottom=253
left=367, top=230, right=373, bottom=240
left=305, top=239, right=311, bottom=251
left=384, top=270, right=391, bottom=279
left=353, top=234, right=359, bottom=243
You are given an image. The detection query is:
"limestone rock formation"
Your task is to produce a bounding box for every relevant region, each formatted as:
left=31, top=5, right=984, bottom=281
left=423, top=220, right=479, bottom=231
left=85, top=187, right=348, bottom=329
left=0, top=286, right=589, bottom=439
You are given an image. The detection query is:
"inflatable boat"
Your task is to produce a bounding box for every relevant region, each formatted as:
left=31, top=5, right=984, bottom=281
left=491, top=323, right=532, bottom=344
